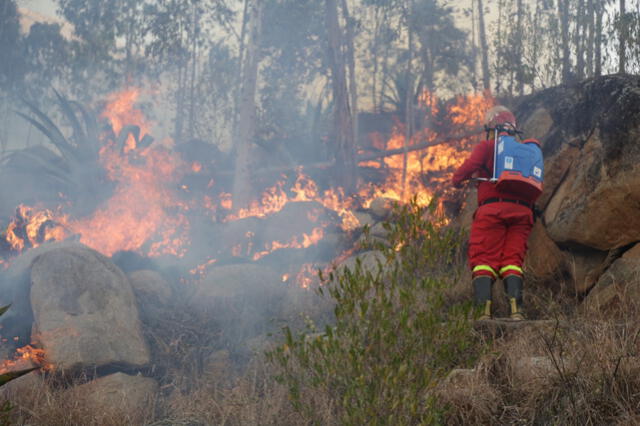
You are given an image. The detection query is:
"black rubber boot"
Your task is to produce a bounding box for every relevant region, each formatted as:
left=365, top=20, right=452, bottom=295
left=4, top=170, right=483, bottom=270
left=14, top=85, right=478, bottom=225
left=503, top=275, right=524, bottom=320
left=473, top=276, right=494, bottom=320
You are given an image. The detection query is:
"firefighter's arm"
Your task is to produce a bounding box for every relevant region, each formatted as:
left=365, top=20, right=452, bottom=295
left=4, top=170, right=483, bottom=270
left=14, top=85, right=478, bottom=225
left=451, top=141, right=490, bottom=188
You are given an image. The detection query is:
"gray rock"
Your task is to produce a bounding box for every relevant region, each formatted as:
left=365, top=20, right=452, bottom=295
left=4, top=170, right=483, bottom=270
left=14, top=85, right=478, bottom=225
left=520, top=107, right=554, bottom=141
left=566, top=248, right=611, bottom=294
left=66, top=372, right=157, bottom=425
left=30, top=244, right=150, bottom=371
left=339, top=251, right=388, bottom=275
left=0, top=371, right=43, bottom=400
left=369, top=222, right=390, bottom=239
left=524, top=222, right=568, bottom=285
left=511, top=356, right=560, bottom=384
left=368, top=197, right=396, bottom=220
left=128, top=270, right=173, bottom=307
left=585, top=256, right=640, bottom=311
left=0, top=242, right=84, bottom=341
left=353, top=211, right=376, bottom=229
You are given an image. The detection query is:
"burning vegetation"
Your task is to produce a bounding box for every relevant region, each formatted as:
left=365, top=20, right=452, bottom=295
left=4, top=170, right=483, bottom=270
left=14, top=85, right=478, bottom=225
left=1, top=88, right=491, bottom=280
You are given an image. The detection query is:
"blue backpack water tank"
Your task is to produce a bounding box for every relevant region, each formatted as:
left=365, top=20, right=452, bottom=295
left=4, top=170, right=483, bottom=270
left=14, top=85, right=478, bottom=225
left=494, top=134, right=544, bottom=200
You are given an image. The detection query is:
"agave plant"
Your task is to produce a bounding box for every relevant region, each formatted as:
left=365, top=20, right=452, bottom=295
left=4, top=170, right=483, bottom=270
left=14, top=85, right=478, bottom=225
left=1, top=91, right=153, bottom=218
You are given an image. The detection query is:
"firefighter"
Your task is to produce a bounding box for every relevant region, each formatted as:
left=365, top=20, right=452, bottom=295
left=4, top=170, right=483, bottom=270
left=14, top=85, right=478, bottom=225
left=452, top=106, right=537, bottom=321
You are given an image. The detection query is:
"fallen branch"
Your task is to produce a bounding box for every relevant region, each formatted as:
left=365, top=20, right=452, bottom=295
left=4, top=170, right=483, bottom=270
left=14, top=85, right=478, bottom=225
left=357, top=128, right=483, bottom=162
left=217, top=128, right=483, bottom=176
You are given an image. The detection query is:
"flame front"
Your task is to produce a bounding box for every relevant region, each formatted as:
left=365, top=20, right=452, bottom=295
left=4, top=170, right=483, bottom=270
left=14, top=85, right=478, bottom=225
left=1, top=88, right=492, bottom=284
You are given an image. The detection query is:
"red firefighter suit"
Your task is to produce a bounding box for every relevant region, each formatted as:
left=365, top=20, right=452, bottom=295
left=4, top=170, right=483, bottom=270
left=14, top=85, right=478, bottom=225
left=452, top=138, right=537, bottom=280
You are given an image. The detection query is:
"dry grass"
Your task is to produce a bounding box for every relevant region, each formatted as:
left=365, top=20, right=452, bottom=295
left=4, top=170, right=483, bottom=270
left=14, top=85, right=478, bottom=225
left=157, top=357, right=332, bottom=426
left=440, top=281, right=640, bottom=425
left=5, top=265, right=640, bottom=424
left=2, top=373, right=156, bottom=426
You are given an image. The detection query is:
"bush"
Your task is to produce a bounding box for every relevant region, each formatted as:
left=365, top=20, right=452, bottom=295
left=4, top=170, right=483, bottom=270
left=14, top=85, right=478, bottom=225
left=267, top=198, right=484, bottom=424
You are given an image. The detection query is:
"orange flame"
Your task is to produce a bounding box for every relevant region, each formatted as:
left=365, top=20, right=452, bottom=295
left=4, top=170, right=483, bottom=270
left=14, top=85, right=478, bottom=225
left=0, top=88, right=491, bottom=288
left=252, top=227, right=324, bottom=261
left=358, top=90, right=494, bottom=208
left=0, top=344, right=52, bottom=375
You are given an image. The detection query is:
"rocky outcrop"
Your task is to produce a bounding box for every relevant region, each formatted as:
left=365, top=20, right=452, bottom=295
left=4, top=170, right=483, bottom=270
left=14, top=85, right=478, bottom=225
left=30, top=243, right=150, bottom=371
left=516, top=75, right=640, bottom=251
left=585, top=243, right=640, bottom=311
left=472, top=75, right=640, bottom=295
left=524, top=222, right=568, bottom=285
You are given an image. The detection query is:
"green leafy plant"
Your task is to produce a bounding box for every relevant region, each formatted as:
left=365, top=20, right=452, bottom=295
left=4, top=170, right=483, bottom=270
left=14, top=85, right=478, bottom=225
left=267, top=197, right=483, bottom=424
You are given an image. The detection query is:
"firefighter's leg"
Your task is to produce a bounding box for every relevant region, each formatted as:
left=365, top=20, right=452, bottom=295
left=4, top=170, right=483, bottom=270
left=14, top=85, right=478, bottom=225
left=503, top=275, right=524, bottom=320
left=473, top=275, right=494, bottom=320
left=499, top=206, right=534, bottom=320
left=469, top=204, right=507, bottom=319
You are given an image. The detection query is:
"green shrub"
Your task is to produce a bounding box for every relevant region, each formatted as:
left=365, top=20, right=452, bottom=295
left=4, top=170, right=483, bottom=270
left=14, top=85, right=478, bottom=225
left=268, top=198, right=484, bottom=425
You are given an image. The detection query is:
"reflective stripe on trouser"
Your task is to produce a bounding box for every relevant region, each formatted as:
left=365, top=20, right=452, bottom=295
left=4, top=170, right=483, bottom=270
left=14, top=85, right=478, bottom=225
left=473, top=265, right=497, bottom=279
left=469, top=202, right=533, bottom=278
left=500, top=265, right=523, bottom=278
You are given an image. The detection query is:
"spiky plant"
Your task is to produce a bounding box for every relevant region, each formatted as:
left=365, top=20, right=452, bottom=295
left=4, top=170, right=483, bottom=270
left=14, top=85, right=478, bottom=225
left=2, top=91, right=153, bottom=217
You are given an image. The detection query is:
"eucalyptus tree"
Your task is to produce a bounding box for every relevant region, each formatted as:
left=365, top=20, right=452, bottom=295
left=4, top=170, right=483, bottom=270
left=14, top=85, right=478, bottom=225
left=259, top=0, right=327, bottom=162
left=411, top=0, right=469, bottom=95
left=145, top=0, right=235, bottom=144
left=55, top=0, right=134, bottom=98
left=0, top=0, right=24, bottom=94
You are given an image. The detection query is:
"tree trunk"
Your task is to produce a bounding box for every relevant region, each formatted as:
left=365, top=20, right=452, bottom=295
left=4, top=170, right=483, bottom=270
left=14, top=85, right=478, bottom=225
left=530, top=0, right=543, bottom=91
left=516, top=0, right=524, bottom=96
left=477, top=0, right=490, bottom=91
left=403, top=0, right=414, bottom=200
left=495, top=0, right=504, bottom=93
left=619, top=0, right=626, bottom=74
left=471, top=0, right=479, bottom=90
left=595, top=0, right=603, bottom=76
left=187, top=4, right=198, bottom=140
left=586, top=0, right=595, bottom=77
left=340, top=0, right=358, bottom=161
left=574, top=0, right=585, bottom=80
left=232, top=0, right=263, bottom=211
left=379, top=7, right=390, bottom=112
left=559, top=0, right=571, bottom=83
left=232, top=0, right=250, bottom=142
left=372, top=6, right=380, bottom=112
left=174, top=61, right=185, bottom=143
left=325, top=0, right=356, bottom=192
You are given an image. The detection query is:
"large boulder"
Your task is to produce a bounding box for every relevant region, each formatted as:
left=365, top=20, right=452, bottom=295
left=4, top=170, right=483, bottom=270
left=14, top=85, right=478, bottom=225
left=65, top=372, right=157, bottom=425
left=515, top=75, right=640, bottom=250
left=585, top=244, right=640, bottom=311
left=524, top=222, right=568, bottom=286
left=565, top=248, right=609, bottom=294
left=30, top=243, right=150, bottom=371
left=0, top=241, right=84, bottom=344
